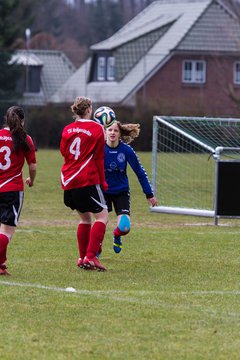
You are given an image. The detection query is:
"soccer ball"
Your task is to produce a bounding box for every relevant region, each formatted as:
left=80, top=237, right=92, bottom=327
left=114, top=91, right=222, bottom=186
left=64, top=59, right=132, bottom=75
left=93, top=106, right=116, bottom=128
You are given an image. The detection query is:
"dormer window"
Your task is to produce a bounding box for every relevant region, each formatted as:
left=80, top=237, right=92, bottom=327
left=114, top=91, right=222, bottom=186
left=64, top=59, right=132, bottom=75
left=25, top=65, right=42, bottom=93
left=107, top=57, right=115, bottom=80
left=10, top=52, right=43, bottom=94
left=97, top=57, right=106, bottom=80
left=96, top=55, right=115, bottom=81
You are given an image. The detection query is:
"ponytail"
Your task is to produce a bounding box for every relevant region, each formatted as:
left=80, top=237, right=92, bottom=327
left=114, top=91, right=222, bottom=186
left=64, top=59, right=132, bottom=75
left=118, top=122, right=141, bottom=144
left=4, top=106, right=30, bottom=152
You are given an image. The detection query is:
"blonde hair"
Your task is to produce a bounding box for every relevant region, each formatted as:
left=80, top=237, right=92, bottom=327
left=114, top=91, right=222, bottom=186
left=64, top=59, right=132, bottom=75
left=117, top=121, right=140, bottom=144
left=71, top=96, right=92, bottom=117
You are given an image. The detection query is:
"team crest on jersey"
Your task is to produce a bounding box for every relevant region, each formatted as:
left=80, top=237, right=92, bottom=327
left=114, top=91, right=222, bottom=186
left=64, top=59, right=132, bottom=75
left=117, top=153, right=125, bottom=163
left=110, top=162, right=117, bottom=170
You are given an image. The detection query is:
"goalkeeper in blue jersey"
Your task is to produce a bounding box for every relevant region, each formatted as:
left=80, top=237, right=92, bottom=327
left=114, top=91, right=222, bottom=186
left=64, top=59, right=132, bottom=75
left=103, top=121, right=158, bottom=254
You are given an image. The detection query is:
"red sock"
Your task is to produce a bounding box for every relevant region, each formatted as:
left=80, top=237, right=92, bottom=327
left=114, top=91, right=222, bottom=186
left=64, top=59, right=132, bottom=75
left=77, top=223, right=91, bottom=259
left=114, top=227, right=128, bottom=237
left=87, top=221, right=106, bottom=259
left=0, top=234, right=9, bottom=265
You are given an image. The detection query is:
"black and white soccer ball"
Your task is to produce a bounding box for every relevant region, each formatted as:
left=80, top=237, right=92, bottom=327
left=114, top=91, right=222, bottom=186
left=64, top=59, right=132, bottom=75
left=93, top=106, right=116, bottom=128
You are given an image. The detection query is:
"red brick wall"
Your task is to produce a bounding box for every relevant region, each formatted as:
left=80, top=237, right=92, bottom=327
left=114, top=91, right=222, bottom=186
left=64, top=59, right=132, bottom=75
left=137, top=54, right=240, bottom=117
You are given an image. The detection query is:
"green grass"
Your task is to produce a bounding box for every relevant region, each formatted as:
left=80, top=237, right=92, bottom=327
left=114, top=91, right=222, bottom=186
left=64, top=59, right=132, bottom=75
left=156, top=152, right=215, bottom=209
left=1, top=150, right=240, bottom=359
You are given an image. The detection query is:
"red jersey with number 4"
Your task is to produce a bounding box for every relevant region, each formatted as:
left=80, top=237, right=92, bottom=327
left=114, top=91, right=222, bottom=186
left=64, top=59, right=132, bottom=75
left=60, top=119, right=106, bottom=190
left=0, top=128, right=36, bottom=192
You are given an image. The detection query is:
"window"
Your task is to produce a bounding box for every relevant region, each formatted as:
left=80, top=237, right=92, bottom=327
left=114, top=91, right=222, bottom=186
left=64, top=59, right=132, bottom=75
left=107, top=57, right=115, bottom=80
left=96, top=55, right=115, bottom=81
left=97, top=57, right=106, bottom=81
left=182, top=60, right=206, bottom=84
left=16, top=65, right=42, bottom=94
left=234, top=62, right=240, bottom=84
left=27, top=66, right=41, bottom=93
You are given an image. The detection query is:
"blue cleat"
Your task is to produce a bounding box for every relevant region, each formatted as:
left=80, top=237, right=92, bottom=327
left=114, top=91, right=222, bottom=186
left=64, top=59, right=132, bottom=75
left=113, top=235, right=122, bottom=254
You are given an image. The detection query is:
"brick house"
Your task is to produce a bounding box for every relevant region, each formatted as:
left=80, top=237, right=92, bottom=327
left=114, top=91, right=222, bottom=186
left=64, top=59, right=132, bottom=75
left=51, top=0, right=240, bottom=118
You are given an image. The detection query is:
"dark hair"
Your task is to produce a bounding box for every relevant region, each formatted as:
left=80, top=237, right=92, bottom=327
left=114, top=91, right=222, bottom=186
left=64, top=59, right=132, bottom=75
left=4, top=106, right=30, bottom=152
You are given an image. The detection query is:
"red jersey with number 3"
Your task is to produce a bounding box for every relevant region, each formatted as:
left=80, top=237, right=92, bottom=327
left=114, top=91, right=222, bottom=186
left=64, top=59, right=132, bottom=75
left=60, top=119, right=106, bottom=190
left=0, top=128, right=36, bottom=192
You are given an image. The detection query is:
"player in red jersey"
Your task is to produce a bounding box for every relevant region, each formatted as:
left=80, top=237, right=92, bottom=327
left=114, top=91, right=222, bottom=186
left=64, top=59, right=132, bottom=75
left=0, top=106, right=36, bottom=275
left=60, top=96, right=108, bottom=271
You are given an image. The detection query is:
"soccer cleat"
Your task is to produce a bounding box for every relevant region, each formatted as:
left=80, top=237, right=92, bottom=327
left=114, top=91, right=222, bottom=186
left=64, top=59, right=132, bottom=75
left=83, top=256, right=107, bottom=272
left=113, top=235, right=122, bottom=254
left=76, top=258, right=84, bottom=268
left=0, top=264, right=10, bottom=276
left=0, top=268, right=10, bottom=275
left=77, top=257, right=95, bottom=271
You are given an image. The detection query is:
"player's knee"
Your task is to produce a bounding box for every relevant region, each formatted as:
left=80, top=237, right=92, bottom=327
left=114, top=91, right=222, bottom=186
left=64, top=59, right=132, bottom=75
left=118, top=215, right=131, bottom=234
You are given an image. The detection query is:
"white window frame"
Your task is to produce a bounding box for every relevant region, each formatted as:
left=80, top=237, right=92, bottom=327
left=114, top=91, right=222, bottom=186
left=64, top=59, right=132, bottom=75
left=107, top=56, right=115, bottom=81
left=182, top=60, right=206, bottom=84
left=233, top=61, right=240, bottom=84
left=97, top=57, right=106, bottom=81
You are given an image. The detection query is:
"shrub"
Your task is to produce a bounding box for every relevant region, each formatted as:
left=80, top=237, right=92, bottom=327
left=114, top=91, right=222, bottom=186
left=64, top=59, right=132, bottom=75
left=26, top=105, right=71, bottom=149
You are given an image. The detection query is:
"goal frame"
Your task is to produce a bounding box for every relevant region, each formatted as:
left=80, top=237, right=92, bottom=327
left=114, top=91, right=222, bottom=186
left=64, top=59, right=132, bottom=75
left=151, top=116, right=240, bottom=224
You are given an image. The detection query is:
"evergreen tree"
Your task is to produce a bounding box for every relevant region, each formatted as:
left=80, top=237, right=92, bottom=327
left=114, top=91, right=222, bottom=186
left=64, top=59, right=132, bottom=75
left=0, top=0, right=38, bottom=105
left=0, top=0, right=23, bottom=116
left=32, top=0, right=66, bottom=38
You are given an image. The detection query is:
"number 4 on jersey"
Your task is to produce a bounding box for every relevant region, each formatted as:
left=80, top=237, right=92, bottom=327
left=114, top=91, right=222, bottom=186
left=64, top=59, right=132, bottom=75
left=69, top=137, right=81, bottom=160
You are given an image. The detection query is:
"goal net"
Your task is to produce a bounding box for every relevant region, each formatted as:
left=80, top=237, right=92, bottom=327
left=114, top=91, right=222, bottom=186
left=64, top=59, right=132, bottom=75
left=152, top=116, right=240, bottom=218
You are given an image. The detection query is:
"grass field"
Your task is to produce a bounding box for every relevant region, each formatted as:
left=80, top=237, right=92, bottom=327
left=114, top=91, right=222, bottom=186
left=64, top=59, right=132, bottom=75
left=155, top=152, right=215, bottom=210
left=1, top=150, right=240, bottom=359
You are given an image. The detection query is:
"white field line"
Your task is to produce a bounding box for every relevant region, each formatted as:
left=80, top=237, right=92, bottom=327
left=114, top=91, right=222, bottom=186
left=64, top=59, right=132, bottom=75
left=1, top=279, right=240, bottom=298
left=0, top=280, right=161, bottom=305
left=2, top=280, right=240, bottom=318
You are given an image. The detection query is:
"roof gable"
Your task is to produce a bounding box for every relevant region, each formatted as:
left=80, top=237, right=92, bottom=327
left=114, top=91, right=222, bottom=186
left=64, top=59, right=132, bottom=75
left=178, top=1, right=240, bottom=51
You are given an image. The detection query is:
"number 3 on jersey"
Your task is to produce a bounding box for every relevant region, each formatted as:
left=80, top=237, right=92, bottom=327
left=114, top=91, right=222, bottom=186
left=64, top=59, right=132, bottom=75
left=69, top=137, right=81, bottom=160
left=0, top=146, right=11, bottom=170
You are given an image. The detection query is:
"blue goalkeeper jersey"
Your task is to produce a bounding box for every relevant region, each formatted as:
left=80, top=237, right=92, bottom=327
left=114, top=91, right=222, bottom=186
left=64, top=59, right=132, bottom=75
left=104, top=141, right=154, bottom=198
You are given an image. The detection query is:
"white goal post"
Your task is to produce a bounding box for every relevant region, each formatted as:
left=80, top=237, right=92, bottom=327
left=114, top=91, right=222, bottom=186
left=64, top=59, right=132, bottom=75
left=151, top=116, right=240, bottom=224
